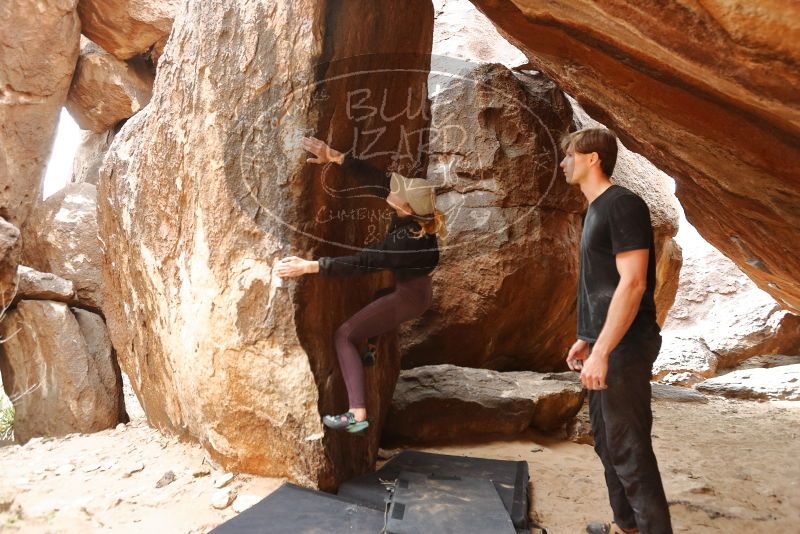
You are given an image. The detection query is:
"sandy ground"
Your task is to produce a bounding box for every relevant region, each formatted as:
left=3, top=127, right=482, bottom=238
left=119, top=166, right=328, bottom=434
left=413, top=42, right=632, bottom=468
left=1, top=397, right=798, bottom=533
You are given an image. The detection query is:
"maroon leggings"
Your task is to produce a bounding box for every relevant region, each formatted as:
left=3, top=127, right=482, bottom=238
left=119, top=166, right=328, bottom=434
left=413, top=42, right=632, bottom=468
left=334, top=275, right=433, bottom=409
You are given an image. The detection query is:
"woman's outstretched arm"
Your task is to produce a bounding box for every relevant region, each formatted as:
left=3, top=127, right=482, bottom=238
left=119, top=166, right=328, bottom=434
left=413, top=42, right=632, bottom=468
left=301, top=136, right=390, bottom=198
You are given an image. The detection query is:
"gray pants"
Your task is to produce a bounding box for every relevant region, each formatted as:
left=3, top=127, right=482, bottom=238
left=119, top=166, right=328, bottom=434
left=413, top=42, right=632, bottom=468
left=589, top=335, right=673, bottom=534
left=334, top=275, right=432, bottom=408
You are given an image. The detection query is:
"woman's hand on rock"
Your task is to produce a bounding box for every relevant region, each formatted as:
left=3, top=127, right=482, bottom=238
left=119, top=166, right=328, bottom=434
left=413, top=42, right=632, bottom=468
left=275, top=256, right=315, bottom=278
left=302, top=136, right=344, bottom=165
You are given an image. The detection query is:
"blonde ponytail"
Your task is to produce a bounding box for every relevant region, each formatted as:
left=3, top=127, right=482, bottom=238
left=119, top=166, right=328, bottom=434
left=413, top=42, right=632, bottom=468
left=411, top=209, right=447, bottom=242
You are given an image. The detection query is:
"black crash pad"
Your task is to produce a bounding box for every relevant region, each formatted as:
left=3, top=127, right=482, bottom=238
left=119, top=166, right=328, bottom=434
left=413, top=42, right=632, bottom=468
left=337, top=450, right=529, bottom=530
left=208, top=482, right=386, bottom=534
left=386, top=471, right=517, bottom=534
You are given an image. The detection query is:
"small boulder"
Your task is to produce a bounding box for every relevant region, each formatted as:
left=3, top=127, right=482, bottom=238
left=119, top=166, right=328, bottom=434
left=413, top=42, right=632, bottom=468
left=66, top=38, right=154, bottom=133
left=695, top=365, right=800, bottom=401
left=15, top=266, right=75, bottom=303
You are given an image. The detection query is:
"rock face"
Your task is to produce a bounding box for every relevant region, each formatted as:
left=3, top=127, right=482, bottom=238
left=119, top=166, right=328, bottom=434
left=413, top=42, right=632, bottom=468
left=98, top=0, right=434, bottom=488
left=0, top=218, right=21, bottom=307
left=72, top=308, right=127, bottom=423
left=651, top=383, right=708, bottom=403
left=77, top=0, right=180, bottom=60
left=431, top=0, right=527, bottom=84
left=21, top=183, right=103, bottom=311
left=468, top=0, right=800, bottom=312
left=569, top=97, right=682, bottom=325
left=659, top=223, right=800, bottom=375
left=71, top=129, right=118, bottom=185
left=15, top=266, right=75, bottom=303
left=732, top=354, right=800, bottom=371
left=0, top=0, right=80, bottom=229
left=653, top=334, right=718, bottom=382
left=696, top=365, right=800, bottom=401
left=0, top=301, right=121, bottom=442
left=66, top=38, right=155, bottom=132
left=384, top=365, right=585, bottom=444
left=401, top=64, right=585, bottom=371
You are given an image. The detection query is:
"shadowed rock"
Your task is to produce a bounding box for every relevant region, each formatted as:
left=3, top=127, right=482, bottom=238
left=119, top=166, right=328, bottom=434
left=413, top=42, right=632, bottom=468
left=384, top=364, right=585, bottom=444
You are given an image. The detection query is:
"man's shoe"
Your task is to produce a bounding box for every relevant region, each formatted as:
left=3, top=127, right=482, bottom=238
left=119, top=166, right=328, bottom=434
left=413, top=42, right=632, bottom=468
left=586, top=523, right=639, bottom=534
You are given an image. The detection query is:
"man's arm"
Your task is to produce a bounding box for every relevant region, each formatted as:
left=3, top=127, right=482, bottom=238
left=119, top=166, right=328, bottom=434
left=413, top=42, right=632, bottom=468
left=579, top=248, right=649, bottom=390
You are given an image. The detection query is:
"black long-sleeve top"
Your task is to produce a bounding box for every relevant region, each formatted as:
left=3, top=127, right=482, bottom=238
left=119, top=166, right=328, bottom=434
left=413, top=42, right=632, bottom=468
left=316, top=154, right=439, bottom=280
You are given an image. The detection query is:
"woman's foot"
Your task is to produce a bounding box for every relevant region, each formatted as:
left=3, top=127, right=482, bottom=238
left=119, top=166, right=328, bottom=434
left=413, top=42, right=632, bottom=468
left=322, top=411, right=370, bottom=433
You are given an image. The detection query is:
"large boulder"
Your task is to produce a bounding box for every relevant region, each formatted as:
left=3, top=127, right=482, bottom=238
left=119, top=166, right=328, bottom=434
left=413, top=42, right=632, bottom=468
left=660, top=223, right=800, bottom=373
left=0, top=0, right=80, bottom=229
left=468, top=0, right=800, bottom=313
left=77, top=0, right=180, bottom=60
left=71, top=129, right=118, bottom=185
left=401, top=63, right=585, bottom=371
left=0, top=218, right=21, bottom=307
left=384, top=365, right=585, bottom=444
left=98, top=0, right=434, bottom=488
left=21, top=183, right=103, bottom=311
left=66, top=38, right=155, bottom=133
left=0, top=301, right=121, bottom=442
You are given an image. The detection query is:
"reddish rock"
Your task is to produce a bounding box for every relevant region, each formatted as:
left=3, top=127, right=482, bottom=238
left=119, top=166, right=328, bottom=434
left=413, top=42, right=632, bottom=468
left=0, top=0, right=80, bottom=229
left=469, top=0, right=800, bottom=312
left=77, top=0, right=180, bottom=60
left=0, top=301, right=121, bottom=442
left=66, top=38, right=154, bottom=133
left=97, top=0, right=434, bottom=488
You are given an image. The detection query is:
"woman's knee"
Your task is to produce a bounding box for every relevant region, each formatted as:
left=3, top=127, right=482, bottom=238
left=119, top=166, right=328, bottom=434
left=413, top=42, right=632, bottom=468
left=334, top=323, right=356, bottom=345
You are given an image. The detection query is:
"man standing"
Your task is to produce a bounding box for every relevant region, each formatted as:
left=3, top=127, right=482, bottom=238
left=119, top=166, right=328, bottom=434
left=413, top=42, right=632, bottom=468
left=560, top=128, right=672, bottom=534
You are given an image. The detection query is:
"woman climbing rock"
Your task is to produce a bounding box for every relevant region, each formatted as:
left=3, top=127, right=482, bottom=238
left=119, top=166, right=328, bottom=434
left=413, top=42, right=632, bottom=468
left=275, top=136, right=446, bottom=433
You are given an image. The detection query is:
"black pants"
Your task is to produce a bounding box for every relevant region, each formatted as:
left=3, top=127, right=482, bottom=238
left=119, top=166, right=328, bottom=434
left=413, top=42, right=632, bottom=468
left=589, top=335, right=672, bottom=534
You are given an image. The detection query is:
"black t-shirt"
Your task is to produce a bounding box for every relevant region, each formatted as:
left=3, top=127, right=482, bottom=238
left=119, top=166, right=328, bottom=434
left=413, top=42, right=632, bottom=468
left=577, top=184, right=659, bottom=343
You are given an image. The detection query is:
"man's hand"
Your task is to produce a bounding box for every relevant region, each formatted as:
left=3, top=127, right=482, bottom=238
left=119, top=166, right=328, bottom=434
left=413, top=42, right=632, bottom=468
left=301, top=136, right=344, bottom=164
left=580, top=352, right=609, bottom=390
left=566, top=339, right=590, bottom=371
left=275, top=256, right=317, bottom=278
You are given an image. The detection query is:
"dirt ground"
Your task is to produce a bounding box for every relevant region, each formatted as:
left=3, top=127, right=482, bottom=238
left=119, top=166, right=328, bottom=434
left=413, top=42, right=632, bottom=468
left=1, top=397, right=798, bottom=533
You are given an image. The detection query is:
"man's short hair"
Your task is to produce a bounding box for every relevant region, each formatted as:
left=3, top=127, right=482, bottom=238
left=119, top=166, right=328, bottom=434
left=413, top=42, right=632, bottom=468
left=560, top=128, right=619, bottom=177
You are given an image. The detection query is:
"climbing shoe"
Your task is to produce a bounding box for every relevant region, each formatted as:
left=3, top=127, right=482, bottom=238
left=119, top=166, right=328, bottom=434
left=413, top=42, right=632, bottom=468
left=322, top=411, right=370, bottom=433
left=361, top=343, right=378, bottom=366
